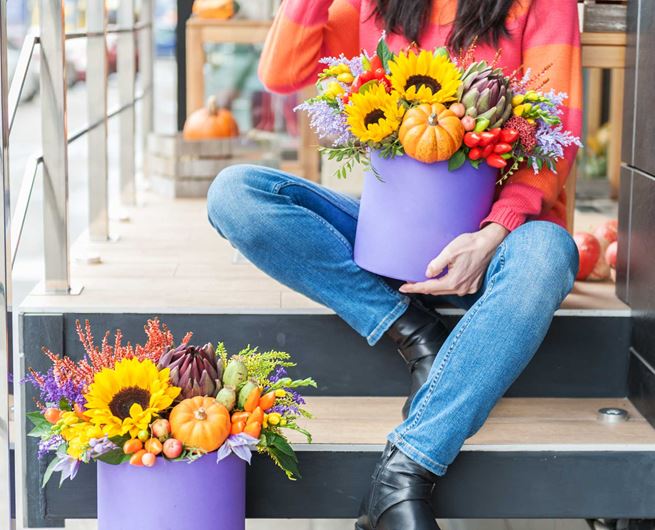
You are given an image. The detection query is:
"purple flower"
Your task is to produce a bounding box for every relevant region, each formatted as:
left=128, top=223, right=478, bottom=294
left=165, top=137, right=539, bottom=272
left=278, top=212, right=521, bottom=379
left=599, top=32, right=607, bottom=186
left=294, top=99, right=353, bottom=145
left=216, top=433, right=259, bottom=465
left=287, top=389, right=306, bottom=406
left=319, top=52, right=368, bottom=77
left=534, top=121, right=582, bottom=171
left=86, top=437, right=118, bottom=461
left=24, top=368, right=85, bottom=408
left=38, top=435, right=64, bottom=459
left=269, top=403, right=301, bottom=416
left=269, top=366, right=288, bottom=383
left=52, top=455, right=81, bottom=484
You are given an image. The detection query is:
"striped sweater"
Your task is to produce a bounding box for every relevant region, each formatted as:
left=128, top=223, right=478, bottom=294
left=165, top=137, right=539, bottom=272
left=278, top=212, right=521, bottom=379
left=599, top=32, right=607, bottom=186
left=258, top=0, right=582, bottom=232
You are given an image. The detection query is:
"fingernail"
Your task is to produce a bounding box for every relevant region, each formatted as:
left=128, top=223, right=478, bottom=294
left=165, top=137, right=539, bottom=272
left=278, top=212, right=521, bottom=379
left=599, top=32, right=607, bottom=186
left=399, top=286, right=407, bottom=293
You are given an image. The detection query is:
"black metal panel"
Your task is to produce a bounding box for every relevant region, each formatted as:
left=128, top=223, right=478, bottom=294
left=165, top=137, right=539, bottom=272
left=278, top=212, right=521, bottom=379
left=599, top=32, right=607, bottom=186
left=29, top=449, right=655, bottom=521
left=629, top=349, right=655, bottom=428
left=627, top=171, right=655, bottom=369
left=41, top=312, right=632, bottom=398
left=621, top=0, right=639, bottom=166
left=22, top=314, right=65, bottom=528
left=175, top=0, right=194, bottom=131
left=634, top=0, right=655, bottom=176
left=617, top=165, right=633, bottom=302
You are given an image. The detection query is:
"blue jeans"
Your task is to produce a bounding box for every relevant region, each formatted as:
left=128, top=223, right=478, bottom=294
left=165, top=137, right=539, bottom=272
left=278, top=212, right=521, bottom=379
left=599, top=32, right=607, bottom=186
left=207, top=164, right=579, bottom=476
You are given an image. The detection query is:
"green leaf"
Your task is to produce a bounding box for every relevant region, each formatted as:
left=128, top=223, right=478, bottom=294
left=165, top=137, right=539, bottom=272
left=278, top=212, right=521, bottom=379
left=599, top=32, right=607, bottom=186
left=470, top=158, right=482, bottom=169
left=434, top=46, right=450, bottom=59
left=27, top=412, right=54, bottom=438
left=448, top=150, right=467, bottom=172
left=361, top=55, right=370, bottom=71
left=267, top=445, right=302, bottom=480
left=376, top=38, right=394, bottom=71
left=95, top=448, right=130, bottom=465
left=42, top=455, right=61, bottom=488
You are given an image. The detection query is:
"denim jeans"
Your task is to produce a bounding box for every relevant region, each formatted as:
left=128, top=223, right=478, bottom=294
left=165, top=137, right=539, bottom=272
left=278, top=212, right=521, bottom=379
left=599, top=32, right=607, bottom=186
left=207, top=164, right=579, bottom=476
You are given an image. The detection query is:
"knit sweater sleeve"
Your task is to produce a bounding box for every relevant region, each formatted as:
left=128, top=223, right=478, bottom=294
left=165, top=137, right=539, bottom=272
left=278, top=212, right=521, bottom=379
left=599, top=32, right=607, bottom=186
left=481, top=0, right=582, bottom=232
left=258, top=0, right=361, bottom=94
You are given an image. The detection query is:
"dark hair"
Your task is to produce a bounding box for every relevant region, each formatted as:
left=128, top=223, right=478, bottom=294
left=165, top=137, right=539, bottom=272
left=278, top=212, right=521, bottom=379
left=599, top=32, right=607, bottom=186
left=372, top=0, right=516, bottom=51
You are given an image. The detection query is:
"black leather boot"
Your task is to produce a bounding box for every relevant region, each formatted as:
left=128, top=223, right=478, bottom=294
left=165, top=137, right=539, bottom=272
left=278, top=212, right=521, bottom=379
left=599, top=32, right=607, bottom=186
left=356, top=442, right=440, bottom=530
left=386, top=301, right=449, bottom=419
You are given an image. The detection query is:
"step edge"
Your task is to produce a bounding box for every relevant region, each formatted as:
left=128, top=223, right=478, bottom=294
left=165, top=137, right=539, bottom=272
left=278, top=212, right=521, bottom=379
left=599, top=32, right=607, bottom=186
left=292, top=443, right=655, bottom=452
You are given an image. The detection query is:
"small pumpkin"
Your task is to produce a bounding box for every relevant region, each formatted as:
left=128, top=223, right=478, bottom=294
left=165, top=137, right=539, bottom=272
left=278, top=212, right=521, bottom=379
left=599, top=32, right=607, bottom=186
left=398, top=103, right=464, bottom=163
left=192, top=0, right=234, bottom=20
left=182, top=96, right=239, bottom=141
left=169, top=396, right=231, bottom=452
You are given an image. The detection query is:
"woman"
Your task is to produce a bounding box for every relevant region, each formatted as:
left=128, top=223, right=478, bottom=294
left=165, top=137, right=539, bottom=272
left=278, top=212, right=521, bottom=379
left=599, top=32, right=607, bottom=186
left=208, top=1, right=581, bottom=528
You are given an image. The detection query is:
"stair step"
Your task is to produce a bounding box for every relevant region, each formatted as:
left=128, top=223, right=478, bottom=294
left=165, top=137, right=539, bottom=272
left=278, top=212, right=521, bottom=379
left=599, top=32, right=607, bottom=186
left=19, top=397, right=655, bottom=526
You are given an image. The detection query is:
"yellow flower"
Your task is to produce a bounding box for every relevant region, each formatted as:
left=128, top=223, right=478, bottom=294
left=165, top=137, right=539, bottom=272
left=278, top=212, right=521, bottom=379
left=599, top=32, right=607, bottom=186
left=388, top=50, right=461, bottom=104
left=84, top=358, right=181, bottom=438
left=345, top=84, right=405, bottom=143
left=58, top=412, right=100, bottom=459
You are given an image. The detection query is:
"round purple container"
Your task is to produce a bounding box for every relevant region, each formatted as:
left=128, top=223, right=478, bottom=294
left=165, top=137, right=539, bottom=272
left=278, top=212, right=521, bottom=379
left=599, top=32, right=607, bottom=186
left=354, top=150, right=497, bottom=282
left=97, top=453, right=245, bottom=530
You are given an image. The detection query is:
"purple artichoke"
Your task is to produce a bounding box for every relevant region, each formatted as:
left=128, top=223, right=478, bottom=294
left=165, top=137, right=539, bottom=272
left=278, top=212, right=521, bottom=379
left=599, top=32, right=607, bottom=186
left=157, top=342, right=223, bottom=400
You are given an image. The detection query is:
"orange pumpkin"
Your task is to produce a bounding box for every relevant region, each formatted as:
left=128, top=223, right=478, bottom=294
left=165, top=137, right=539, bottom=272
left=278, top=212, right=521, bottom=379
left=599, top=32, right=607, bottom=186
left=169, top=396, right=231, bottom=452
left=192, top=0, right=234, bottom=20
left=398, top=103, right=464, bottom=163
left=182, top=96, right=239, bottom=141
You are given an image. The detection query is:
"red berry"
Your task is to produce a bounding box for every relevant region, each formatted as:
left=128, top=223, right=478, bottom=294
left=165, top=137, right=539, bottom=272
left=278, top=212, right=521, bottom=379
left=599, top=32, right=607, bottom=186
left=359, top=70, right=374, bottom=84
left=494, top=142, right=512, bottom=155
left=369, top=55, right=383, bottom=72
left=468, top=147, right=482, bottom=161
left=374, top=68, right=386, bottom=79
left=500, top=128, right=519, bottom=144
left=486, top=153, right=508, bottom=169
left=463, top=132, right=481, bottom=148
left=489, top=128, right=501, bottom=140
left=481, top=144, right=494, bottom=159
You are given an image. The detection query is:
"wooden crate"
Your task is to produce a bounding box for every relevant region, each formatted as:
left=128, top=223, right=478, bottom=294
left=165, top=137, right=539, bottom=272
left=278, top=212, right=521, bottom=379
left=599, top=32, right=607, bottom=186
left=147, top=133, right=279, bottom=198
left=583, top=1, right=627, bottom=33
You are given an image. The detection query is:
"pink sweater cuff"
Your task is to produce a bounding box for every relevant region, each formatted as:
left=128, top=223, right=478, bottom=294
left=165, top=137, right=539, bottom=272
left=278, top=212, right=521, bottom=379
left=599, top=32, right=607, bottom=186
left=480, top=206, right=527, bottom=232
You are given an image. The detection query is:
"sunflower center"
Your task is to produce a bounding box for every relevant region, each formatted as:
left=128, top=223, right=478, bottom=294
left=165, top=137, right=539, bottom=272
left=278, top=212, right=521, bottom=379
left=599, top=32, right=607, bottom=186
left=108, top=387, right=151, bottom=420
left=405, top=75, right=441, bottom=94
left=364, top=109, right=386, bottom=127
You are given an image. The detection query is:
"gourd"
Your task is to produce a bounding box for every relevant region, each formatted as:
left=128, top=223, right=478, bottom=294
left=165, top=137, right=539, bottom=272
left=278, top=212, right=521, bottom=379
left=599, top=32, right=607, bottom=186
left=169, top=396, right=231, bottom=452
left=192, top=0, right=234, bottom=20
left=398, top=103, right=464, bottom=163
left=182, top=96, right=239, bottom=140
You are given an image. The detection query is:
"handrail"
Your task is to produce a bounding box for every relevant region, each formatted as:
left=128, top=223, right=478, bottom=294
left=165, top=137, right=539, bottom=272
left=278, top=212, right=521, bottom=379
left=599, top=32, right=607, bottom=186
left=65, top=20, right=153, bottom=40
left=7, top=31, right=38, bottom=133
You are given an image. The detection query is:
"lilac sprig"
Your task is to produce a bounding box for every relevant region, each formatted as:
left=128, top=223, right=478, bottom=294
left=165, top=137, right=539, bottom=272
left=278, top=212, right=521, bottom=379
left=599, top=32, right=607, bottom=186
left=24, top=367, right=85, bottom=409
left=38, top=435, right=64, bottom=459
left=319, top=52, right=368, bottom=77
left=294, top=99, right=353, bottom=145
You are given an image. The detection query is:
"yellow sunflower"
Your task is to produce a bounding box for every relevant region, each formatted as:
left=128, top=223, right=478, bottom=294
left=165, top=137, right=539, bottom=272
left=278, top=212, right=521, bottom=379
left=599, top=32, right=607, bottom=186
left=388, top=50, right=462, bottom=104
left=84, top=358, right=180, bottom=438
left=345, top=84, right=405, bottom=143
left=58, top=412, right=103, bottom=459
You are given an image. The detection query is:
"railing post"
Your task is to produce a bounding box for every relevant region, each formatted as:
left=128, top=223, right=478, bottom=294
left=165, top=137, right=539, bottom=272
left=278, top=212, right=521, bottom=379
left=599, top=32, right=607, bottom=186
left=0, top=0, right=12, bottom=527
left=118, top=0, right=137, bottom=206
left=139, top=0, right=155, bottom=179
left=40, top=0, right=71, bottom=293
left=87, top=1, right=110, bottom=240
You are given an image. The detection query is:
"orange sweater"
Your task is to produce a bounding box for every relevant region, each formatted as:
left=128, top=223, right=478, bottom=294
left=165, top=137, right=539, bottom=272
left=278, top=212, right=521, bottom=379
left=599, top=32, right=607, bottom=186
left=259, top=0, right=582, bottom=232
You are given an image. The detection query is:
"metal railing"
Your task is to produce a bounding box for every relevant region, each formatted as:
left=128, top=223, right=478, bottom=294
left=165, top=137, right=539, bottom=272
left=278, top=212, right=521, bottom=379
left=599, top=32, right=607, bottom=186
left=0, top=0, right=155, bottom=526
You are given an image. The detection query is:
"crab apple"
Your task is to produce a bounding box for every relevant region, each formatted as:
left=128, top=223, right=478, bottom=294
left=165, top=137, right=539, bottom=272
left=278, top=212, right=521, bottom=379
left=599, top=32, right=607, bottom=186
left=461, top=115, right=476, bottom=131
left=573, top=232, right=602, bottom=281
left=594, top=219, right=618, bottom=245
left=449, top=102, right=466, bottom=118
left=606, top=240, right=618, bottom=269
left=142, top=452, right=157, bottom=467
left=151, top=419, right=171, bottom=441
left=163, top=438, right=183, bottom=459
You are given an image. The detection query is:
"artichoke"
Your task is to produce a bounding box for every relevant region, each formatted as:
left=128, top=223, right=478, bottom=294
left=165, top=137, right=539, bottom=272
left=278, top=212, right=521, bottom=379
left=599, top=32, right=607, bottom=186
left=458, top=61, right=513, bottom=129
left=158, top=342, right=223, bottom=400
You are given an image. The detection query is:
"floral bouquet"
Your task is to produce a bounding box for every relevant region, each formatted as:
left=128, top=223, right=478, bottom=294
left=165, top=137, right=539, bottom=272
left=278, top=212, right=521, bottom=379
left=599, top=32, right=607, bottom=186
left=297, top=36, right=580, bottom=179
left=296, top=37, right=581, bottom=281
left=25, top=319, right=316, bottom=486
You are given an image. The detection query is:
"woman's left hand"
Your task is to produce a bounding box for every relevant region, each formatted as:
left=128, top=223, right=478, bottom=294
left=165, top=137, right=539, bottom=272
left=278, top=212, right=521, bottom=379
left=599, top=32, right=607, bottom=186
left=399, top=223, right=509, bottom=297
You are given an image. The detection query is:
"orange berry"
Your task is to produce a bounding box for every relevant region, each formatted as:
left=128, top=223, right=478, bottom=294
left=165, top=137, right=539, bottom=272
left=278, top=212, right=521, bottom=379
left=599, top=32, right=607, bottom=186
left=44, top=408, right=63, bottom=424
left=129, top=449, right=146, bottom=466
left=144, top=438, right=163, bottom=456
left=244, top=421, right=261, bottom=439
left=230, top=421, right=246, bottom=435
left=123, top=438, right=143, bottom=455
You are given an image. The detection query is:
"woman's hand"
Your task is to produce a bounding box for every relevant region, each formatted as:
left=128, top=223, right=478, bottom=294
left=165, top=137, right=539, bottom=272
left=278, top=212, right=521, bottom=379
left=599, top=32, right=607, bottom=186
left=399, top=223, right=509, bottom=296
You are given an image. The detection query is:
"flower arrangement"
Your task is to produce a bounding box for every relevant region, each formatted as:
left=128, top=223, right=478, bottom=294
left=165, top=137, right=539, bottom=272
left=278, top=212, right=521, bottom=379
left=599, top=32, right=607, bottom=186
left=296, top=37, right=581, bottom=181
left=25, top=319, right=315, bottom=485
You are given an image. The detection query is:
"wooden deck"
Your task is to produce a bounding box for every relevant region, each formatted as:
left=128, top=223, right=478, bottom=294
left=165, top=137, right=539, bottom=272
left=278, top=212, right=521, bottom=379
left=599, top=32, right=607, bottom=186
left=20, top=192, right=628, bottom=314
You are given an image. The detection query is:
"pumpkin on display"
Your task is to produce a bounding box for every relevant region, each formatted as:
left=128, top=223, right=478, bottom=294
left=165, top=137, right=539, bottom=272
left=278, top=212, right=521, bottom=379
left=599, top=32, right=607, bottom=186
left=183, top=96, right=239, bottom=141
left=398, top=103, right=464, bottom=164
left=169, top=396, right=231, bottom=452
left=192, top=0, right=234, bottom=20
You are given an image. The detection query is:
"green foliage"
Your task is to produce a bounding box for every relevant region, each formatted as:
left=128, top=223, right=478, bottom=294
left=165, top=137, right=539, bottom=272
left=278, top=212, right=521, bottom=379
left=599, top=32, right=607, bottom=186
left=376, top=38, right=394, bottom=72
left=234, top=346, right=295, bottom=387
left=95, top=448, right=130, bottom=465
left=448, top=149, right=467, bottom=171
left=27, top=411, right=53, bottom=439
left=258, top=430, right=301, bottom=480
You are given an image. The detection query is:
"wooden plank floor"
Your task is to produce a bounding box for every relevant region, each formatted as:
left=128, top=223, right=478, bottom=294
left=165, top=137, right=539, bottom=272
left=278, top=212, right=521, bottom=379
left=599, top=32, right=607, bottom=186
left=20, top=192, right=629, bottom=314
left=289, top=397, right=655, bottom=450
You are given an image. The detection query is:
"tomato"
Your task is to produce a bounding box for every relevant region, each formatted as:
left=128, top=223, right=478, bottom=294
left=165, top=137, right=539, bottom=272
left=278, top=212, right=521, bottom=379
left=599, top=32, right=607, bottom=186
left=468, top=147, right=482, bottom=161
left=374, top=68, right=386, bottom=79
left=500, top=128, right=519, bottom=143
left=489, top=128, right=501, bottom=140
left=231, top=411, right=249, bottom=424
left=486, top=154, right=508, bottom=169
left=478, top=131, right=496, bottom=147
left=248, top=407, right=264, bottom=426
left=493, top=143, right=512, bottom=155
left=359, top=70, right=374, bottom=84
left=463, top=132, right=481, bottom=148
left=231, top=421, right=246, bottom=435
left=123, top=438, right=143, bottom=455
left=44, top=408, right=63, bottom=424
